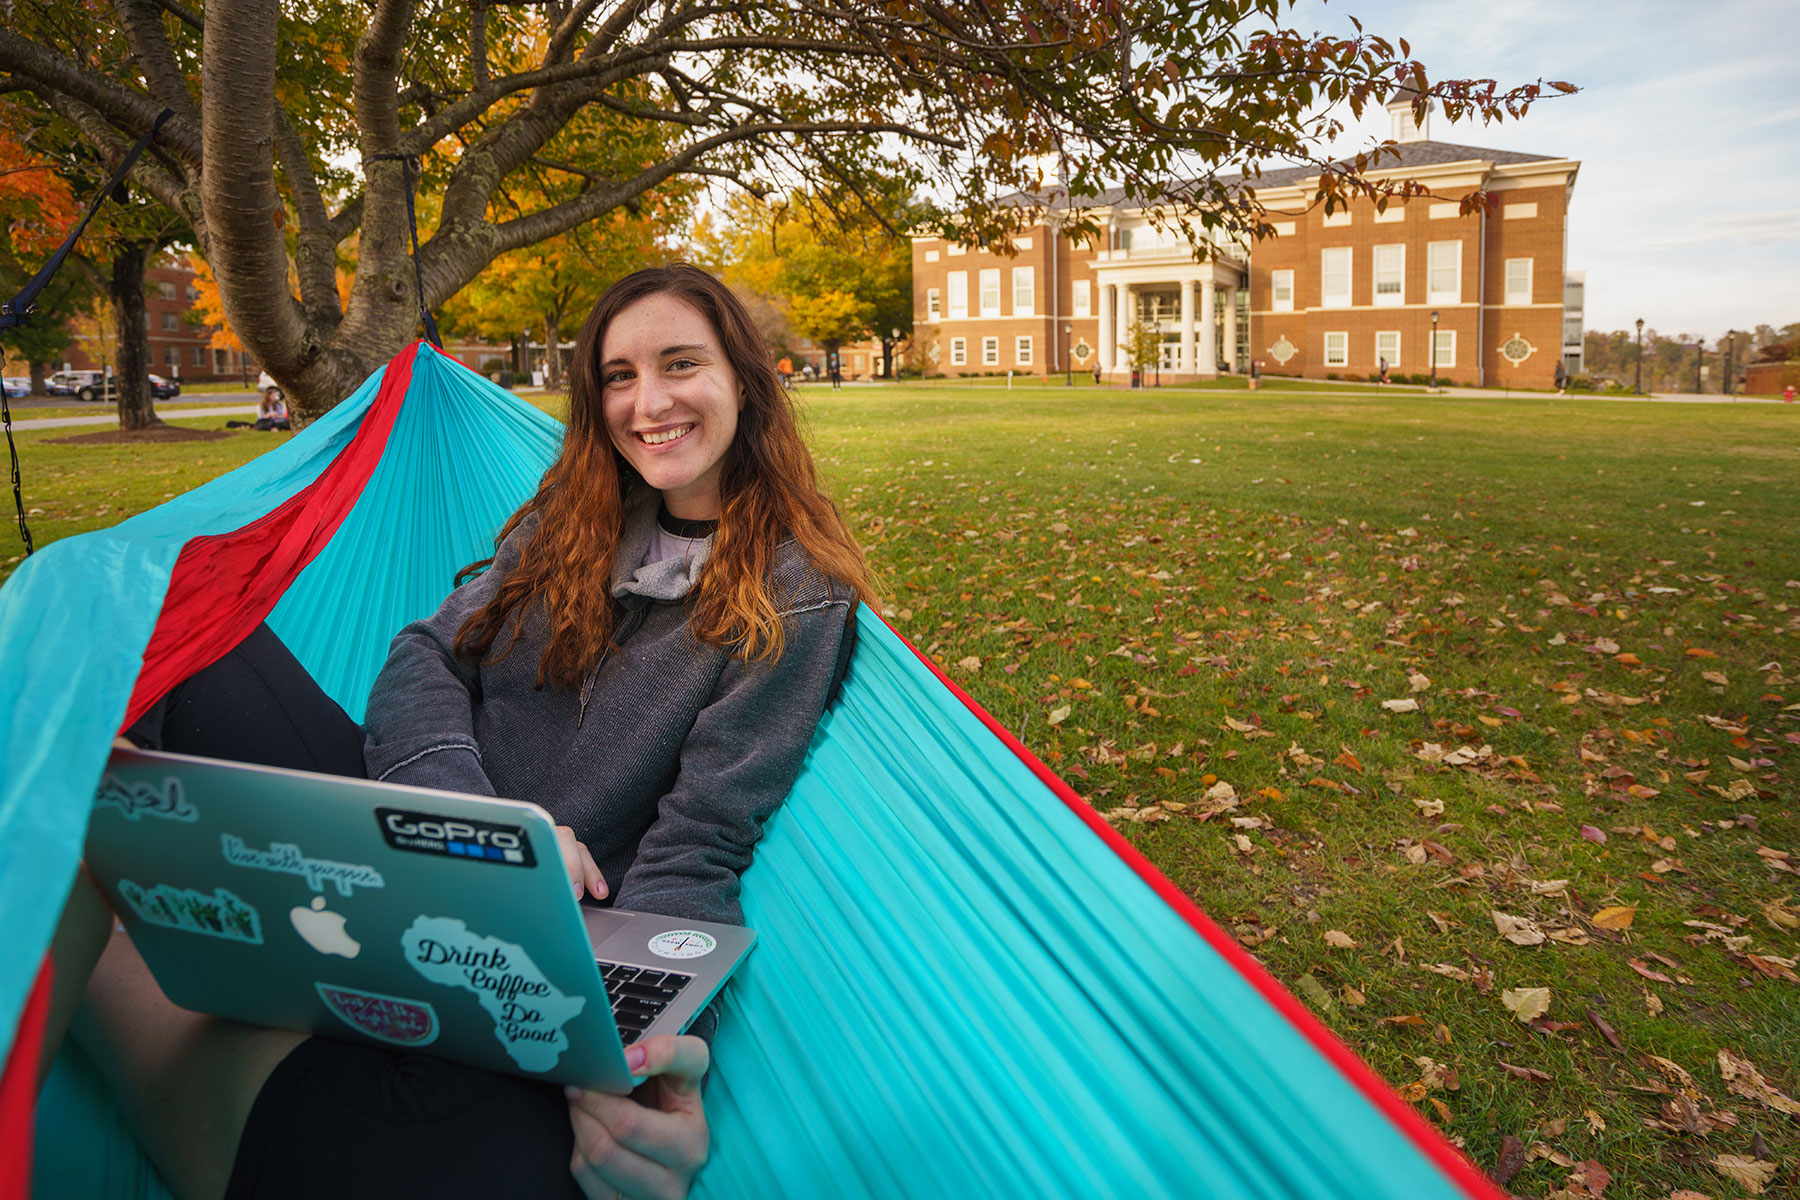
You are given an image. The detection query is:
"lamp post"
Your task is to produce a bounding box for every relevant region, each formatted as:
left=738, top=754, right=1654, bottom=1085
left=1634, top=318, right=1644, bottom=395
left=1064, top=324, right=1073, bottom=387
left=1429, top=310, right=1440, bottom=390
left=1693, top=339, right=1703, bottom=395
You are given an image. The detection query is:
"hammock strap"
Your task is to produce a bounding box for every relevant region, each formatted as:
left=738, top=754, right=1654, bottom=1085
left=365, top=153, right=442, bottom=350
left=0, top=106, right=176, bottom=557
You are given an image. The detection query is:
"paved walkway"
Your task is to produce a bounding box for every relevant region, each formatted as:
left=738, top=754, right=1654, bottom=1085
left=7, top=403, right=261, bottom=431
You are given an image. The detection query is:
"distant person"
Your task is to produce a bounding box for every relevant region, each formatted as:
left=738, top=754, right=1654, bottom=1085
left=1378, top=358, right=1390, bottom=386
left=256, top=389, right=291, bottom=431
left=776, top=355, right=793, bottom=387
left=1249, top=359, right=1261, bottom=391
left=1554, top=361, right=1567, bottom=394
left=827, top=353, right=842, bottom=391
left=1091, top=362, right=1102, bottom=386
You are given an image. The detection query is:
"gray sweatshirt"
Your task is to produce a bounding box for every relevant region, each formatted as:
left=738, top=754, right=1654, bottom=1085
left=363, top=489, right=856, bottom=1036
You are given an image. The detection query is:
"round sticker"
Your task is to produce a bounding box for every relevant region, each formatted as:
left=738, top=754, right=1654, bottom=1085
left=648, top=930, right=717, bottom=960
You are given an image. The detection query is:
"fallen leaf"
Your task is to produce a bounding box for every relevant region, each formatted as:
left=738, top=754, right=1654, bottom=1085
left=1294, top=973, right=1333, bottom=1010
left=1503, top=986, right=1552, bottom=1022
left=1711, top=1154, right=1777, bottom=1195
left=1324, top=929, right=1358, bottom=949
left=1047, top=704, right=1071, bottom=726
left=1569, top=1160, right=1611, bottom=1198
left=956, top=655, right=982, bottom=672
left=1490, top=1134, right=1527, bottom=1185
left=1584, top=1109, right=1606, bottom=1135
left=1629, top=958, right=1675, bottom=984
left=1382, top=697, right=1420, bottom=713
left=1493, top=911, right=1548, bottom=946
left=1408, top=670, right=1432, bottom=692
left=1499, top=1060, right=1552, bottom=1082
left=1588, top=1007, right=1623, bottom=1049
left=1719, top=1050, right=1800, bottom=1116
left=1581, top=825, right=1609, bottom=844
left=1702, top=670, right=1729, bottom=686
left=1592, top=906, right=1636, bottom=930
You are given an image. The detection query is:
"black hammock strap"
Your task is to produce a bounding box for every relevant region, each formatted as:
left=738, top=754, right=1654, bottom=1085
left=0, top=107, right=176, bottom=558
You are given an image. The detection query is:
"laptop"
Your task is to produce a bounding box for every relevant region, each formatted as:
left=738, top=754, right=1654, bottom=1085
left=83, top=747, right=756, bottom=1093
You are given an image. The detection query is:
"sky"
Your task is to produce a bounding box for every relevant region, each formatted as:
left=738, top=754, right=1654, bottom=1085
left=1289, top=0, right=1799, bottom=341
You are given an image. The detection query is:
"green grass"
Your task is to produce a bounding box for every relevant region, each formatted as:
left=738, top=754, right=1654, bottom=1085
left=5, top=385, right=1798, bottom=1197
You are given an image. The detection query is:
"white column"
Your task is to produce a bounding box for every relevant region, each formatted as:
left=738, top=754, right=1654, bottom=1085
left=1222, top=287, right=1238, bottom=373
left=1179, top=278, right=1196, bottom=375
left=1198, top=281, right=1217, bottom=375
left=1117, top=284, right=1134, bottom=375
left=1098, top=284, right=1114, bottom=370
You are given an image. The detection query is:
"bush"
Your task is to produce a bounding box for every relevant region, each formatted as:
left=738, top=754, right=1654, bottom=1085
left=480, top=357, right=507, bottom=374
left=1325, top=372, right=1340, bottom=380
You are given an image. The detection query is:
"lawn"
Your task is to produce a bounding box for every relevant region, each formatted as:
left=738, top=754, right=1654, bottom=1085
left=5, top=385, right=1798, bottom=1199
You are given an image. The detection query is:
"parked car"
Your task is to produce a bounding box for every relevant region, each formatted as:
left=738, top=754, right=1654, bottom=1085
left=2, top=377, right=29, bottom=400
left=73, top=374, right=182, bottom=402
left=48, top=370, right=101, bottom=396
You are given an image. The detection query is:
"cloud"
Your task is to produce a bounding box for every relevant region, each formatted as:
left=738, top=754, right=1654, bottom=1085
left=1642, top=211, right=1800, bottom=250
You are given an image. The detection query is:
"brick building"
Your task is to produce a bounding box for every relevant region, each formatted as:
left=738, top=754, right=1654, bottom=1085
left=59, top=256, right=255, bottom=382
left=912, top=97, right=1583, bottom=389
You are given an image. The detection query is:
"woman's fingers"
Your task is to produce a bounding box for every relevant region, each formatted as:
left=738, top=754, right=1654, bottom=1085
left=554, top=825, right=609, bottom=900
left=566, top=1037, right=711, bottom=1199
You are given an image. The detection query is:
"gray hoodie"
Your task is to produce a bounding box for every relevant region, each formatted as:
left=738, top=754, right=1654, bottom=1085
left=363, top=489, right=856, bottom=1036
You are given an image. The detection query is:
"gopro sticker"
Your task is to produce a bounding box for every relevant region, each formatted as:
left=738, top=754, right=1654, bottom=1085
left=377, top=807, right=536, bottom=868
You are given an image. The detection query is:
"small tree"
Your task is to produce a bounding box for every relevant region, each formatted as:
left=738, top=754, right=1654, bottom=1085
left=1122, top=319, right=1163, bottom=383
left=910, top=325, right=940, bottom=377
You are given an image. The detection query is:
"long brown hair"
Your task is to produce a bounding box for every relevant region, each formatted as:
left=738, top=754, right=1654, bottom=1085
left=454, top=263, right=877, bottom=689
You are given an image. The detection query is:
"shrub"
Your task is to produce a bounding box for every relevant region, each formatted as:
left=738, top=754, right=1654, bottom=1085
left=480, top=357, right=507, bottom=374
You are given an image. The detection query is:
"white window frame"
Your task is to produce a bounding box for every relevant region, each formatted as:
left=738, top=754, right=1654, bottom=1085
left=1324, top=332, right=1348, bottom=367
left=1375, top=331, right=1401, bottom=369
left=1015, top=336, right=1034, bottom=366
left=1432, top=330, right=1456, bottom=369
left=1072, top=280, right=1091, bottom=317
left=947, top=271, right=968, bottom=320
left=1271, top=269, right=1295, bottom=312
left=1372, top=244, right=1405, bottom=307
left=949, top=337, right=967, bottom=366
left=981, top=336, right=1000, bottom=366
left=1504, top=257, right=1533, bottom=306
left=926, top=288, right=940, bottom=321
left=1320, top=248, right=1351, bottom=309
left=164, top=346, right=179, bottom=367
left=979, top=269, right=1001, bottom=318
left=1427, top=241, right=1461, bottom=305
left=1011, top=267, right=1034, bottom=316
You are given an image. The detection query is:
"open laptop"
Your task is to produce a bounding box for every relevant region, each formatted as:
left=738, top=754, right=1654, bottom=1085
left=83, top=747, right=755, bottom=1093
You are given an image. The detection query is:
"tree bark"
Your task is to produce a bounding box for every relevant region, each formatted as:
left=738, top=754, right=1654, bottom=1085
left=29, top=363, right=48, bottom=395
left=111, top=242, right=162, bottom=431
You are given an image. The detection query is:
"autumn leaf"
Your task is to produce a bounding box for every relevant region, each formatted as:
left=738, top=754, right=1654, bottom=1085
left=1493, top=911, right=1547, bottom=946
left=1718, top=1049, right=1800, bottom=1116
left=1502, top=986, right=1552, bottom=1022
left=1628, top=958, right=1675, bottom=984
left=1382, top=698, right=1420, bottom=713
left=1047, top=705, right=1071, bottom=726
left=1323, top=929, right=1358, bottom=949
left=1711, top=1153, right=1777, bottom=1195
left=1592, top=906, right=1636, bottom=930
left=956, top=655, right=982, bottom=672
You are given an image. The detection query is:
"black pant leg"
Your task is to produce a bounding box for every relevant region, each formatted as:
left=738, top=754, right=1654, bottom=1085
left=126, top=622, right=367, bottom=778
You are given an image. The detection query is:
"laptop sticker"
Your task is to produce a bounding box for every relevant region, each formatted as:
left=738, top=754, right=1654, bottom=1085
left=648, top=930, right=717, bottom=960
left=95, top=774, right=198, bottom=822
left=376, top=807, right=538, bottom=868
left=401, top=916, right=586, bottom=1073
left=316, top=983, right=439, bottom=1046
left=221, top=834, right=385, bottom=897
left=291, top=896, right=361, bottom=958
left=117, top=880, right=263, bottom=944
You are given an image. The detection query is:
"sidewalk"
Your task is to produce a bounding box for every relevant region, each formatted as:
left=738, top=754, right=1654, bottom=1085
left=8, top=404, right=260, bottom=431
left=1273, top=376, right=1779, bottom=405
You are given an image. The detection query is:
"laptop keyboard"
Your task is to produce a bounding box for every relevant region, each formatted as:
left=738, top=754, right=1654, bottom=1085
left=598, top=962, right=693, bottom=1041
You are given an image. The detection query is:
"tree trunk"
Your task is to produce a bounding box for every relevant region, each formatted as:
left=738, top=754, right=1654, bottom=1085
left=544, top=313, right=563, bottom=388
left=28, top=363, right=47, bottom=395
left=881, top=338, right=894, bottom=379
left=111, top=242, right=162, bottom=431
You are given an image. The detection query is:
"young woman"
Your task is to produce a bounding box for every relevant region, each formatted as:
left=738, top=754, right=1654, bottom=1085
left=48, top=264, right=877, bottom=1200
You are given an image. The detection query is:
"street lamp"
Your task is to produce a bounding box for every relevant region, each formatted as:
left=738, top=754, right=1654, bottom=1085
left=1724, top=333, right=1735, bottom=398
left=1064, top=324, right=1073, bottom=387
left=1429, top=310, right=1440, bottom=390
left=1634, top=318, right=1644, bottom=395
left=1693, top=339, right=1704, bottom=395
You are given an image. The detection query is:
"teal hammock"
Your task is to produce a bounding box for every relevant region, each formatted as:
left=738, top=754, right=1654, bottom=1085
left=3, top=345, right=1498, bottom=1199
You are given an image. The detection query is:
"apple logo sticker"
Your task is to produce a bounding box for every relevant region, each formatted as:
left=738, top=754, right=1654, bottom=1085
left=291, top=896, right=361, bottom=959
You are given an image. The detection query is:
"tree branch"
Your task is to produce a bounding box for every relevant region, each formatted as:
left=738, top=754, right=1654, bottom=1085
left=0, top=34, right=203, bottom=165
left=115, top=0, right=201, bottom=125
left=273, top=106, right=344, bottom=327
left=151, top=0, right=204, bottom=31
left=40, top=89, right=199, bottom=233
left=470, top=1, right=488, bottom=88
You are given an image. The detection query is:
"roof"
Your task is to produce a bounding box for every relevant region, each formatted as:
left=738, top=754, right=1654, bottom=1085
left=999, top=141, right=1567, bottom=213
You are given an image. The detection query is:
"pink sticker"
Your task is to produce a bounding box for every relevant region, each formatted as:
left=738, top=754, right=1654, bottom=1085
left=315, top=982, right=440, bottom=1047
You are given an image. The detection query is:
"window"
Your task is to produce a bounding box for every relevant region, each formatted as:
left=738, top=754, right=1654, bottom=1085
left=1563, top=318, right=1584, bottom=347
left=949, top=337, right=966, bottom=366
left=1372, top=244, right=1404, bottom=306
left=1011, top=267, right=1034, bottom=316
left=1015, top=237, right=1033, bottom=250
left=191, top=346, right=206, bottom=366
left=1324, top=332, right=1348, bottom=367
left=979, top=269, right=1001, bottom=318
left=926, top=288, right=941, bottom=321
left=946, top=243, right=966, bottom=256
left=1322, top=211, right=1351, bottom=228
left=1015, top=336, right=1033, bottom=366
left=1271, top=269, right=1294, bottom=312
left=1427, top=241, right=1461, bottom=304
left=158, top=281, right=176, bottom=300
left=1320, top=248, right=1351, bottom=308
left=1564, top=280, right=1585, bottom=310
left=1072, top=280, right=1091, bottom=317
left=947, top=271, right=967, bottom=319
left=214, top=348, right=229, bottom=372
left=925, top=250, right=940, bottom=263
left=1504, top=258, right=1533, bottom=305
left=981, top=336, right=999, bottom=366
left=185, top=284, right=199, bottom=301
left=161, top=312, right=180, bottom=331
left=1432, top=330, right=1456, bottom=369
left=1376, top=331, right=1400, bottom=369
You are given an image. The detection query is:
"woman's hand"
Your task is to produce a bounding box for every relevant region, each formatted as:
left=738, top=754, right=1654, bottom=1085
left=567, top=1035, right=711, bottom=1200
left=556, top=825, right=609, bottom=901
